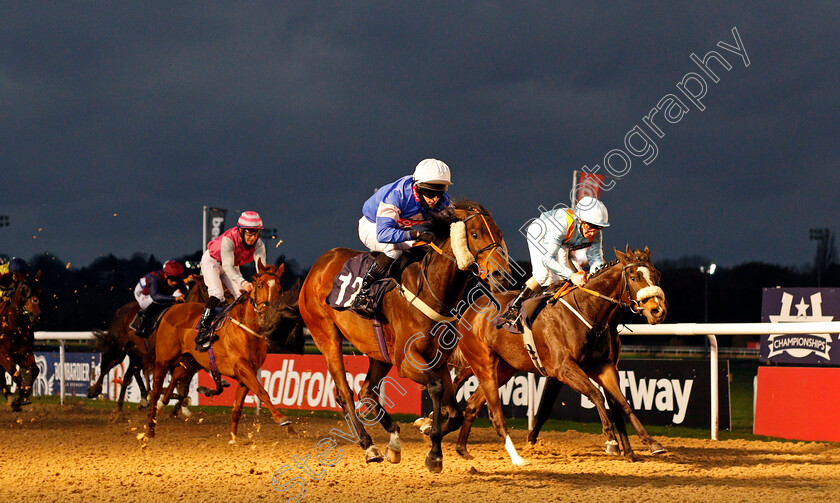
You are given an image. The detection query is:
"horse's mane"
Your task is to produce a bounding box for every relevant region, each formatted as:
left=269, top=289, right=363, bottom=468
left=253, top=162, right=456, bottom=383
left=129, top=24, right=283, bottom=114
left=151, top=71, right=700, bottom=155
left=261, top=279, right=306, bottom=354
left=425, top=199, right=492, bottom=239
left=588, top=258, right=621, bottom=279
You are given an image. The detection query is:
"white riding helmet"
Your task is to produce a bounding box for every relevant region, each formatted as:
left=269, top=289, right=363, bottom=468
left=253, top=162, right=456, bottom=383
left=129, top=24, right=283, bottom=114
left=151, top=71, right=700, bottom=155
left=413, top=159, right=452, bottom=190
left=575, top=196, right=609, bottom=228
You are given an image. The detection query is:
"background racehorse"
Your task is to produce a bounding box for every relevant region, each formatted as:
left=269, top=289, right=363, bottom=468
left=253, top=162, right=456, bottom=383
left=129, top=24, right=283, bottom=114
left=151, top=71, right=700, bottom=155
left=85, top=277, right=216, bottom=415
left=144, top=262, right=304, bottom=443
left=0, top=276, right=42, bottom=411
left=298, top=200, right=511, bottom=472
left=448, top=246, right=668, bottom=465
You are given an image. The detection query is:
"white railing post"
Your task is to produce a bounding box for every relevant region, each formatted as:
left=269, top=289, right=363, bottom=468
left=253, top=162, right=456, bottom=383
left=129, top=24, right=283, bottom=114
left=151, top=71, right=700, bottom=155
left=707, top=334, right=719, bottom=440
left=59, top=339, right=66, bottom=405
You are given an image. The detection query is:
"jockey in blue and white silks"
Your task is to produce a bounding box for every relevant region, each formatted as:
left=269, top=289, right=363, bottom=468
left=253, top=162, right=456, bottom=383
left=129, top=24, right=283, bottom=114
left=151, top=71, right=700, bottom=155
left=500, top=196, right=610, bottom=326
left=352, top=158, right=454, bottom=315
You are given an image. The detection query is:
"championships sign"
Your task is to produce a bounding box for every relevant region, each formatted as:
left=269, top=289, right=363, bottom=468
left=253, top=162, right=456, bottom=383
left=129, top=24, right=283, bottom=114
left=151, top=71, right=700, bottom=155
left=761, top=288, right=840, bottom=365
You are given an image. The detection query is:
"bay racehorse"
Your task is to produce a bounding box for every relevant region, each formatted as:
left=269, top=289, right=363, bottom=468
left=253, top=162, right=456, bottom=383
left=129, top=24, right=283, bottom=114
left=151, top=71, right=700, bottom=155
left=144, top=261, right=303, bottom=443
left=0, top=275, right=42, bottom=411
left=86, top=273, right=227, bottom=414
left=87, top=301, right=200, bottom=416
left=448, top=246, right=668, bottom=464
left=299, top=200, right=510, bottom=472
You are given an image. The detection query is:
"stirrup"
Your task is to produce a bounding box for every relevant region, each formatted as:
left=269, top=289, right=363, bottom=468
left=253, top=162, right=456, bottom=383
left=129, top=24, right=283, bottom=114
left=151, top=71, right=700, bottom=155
left=194, top=332, right=218, bottom=352
left=351, top=290, right=375, bottom=315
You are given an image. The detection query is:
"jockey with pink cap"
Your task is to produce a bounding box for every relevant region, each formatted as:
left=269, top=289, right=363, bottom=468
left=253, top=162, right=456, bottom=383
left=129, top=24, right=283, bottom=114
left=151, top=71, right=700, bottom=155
left=195, top=210, right=267, bottom=351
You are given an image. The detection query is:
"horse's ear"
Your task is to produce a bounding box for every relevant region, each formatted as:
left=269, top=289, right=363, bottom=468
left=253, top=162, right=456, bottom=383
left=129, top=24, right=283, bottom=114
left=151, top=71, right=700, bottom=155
left=641, top=246, right=651, bottom=261
left=625, top=244, right=632, bottom=256
left=614, top=247, right=626, bottom=261
left=277, top=263, right=285, bottom=276
left=35, top=270, right=42, bottom=281
left=256, top=258, right=266, bottom=272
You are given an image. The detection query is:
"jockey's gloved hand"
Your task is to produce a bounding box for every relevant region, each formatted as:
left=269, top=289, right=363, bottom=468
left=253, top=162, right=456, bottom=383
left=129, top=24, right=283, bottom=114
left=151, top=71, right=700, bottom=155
left=409, top=230, right=436, bottom=243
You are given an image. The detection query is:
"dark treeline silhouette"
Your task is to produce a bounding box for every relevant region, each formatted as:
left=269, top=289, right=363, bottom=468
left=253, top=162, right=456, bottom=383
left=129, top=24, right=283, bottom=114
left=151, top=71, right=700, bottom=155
left=21, top=251, right=308, bottom=332
left=10, top=248, right=839, bottom=348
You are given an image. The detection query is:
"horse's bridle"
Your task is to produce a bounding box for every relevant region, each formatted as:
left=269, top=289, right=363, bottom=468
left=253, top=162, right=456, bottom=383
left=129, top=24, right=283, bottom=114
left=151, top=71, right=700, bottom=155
left=461, top=210, right=504, bottom=280
left=249, top=269, right=283, bottom=315
left=568, top=262, right=656, bottom=314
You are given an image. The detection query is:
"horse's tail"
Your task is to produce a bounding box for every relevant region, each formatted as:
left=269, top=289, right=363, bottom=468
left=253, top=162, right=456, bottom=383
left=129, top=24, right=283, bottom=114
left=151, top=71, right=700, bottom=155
left=263, top=279, right=306, bottom=354
left=448, top=347, right=470, bottom=372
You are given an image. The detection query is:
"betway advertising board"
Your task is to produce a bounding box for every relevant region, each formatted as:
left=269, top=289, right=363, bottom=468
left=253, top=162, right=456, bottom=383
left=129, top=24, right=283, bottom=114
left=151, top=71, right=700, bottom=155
left=761, top=288, right=840, bottom=365
left=432, top=359, right=730, bottom=429
left=196, top=354, right=423, bottom=415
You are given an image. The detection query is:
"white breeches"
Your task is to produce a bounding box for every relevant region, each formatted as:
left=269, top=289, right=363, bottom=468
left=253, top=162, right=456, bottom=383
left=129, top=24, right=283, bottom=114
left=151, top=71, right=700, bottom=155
left=200, top=250, right=242, bottom=301
left=358, top=217, right=413, bottom=259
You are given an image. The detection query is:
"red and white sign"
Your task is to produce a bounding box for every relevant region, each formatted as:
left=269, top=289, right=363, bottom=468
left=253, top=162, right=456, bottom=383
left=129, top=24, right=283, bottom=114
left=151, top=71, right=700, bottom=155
left=196, top=354, right=423, bottom=415
left=754, top=366, right=840, bottom=442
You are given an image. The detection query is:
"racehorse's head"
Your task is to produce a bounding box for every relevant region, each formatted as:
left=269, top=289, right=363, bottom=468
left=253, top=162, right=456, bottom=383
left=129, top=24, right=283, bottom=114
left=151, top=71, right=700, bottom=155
left=14, top=272, right=42, bottom=325
left=615, top=246, right=667, bottom=324
left=448, top=200, right=512, bottom=290
left=251, top=259, right=285, bottom=327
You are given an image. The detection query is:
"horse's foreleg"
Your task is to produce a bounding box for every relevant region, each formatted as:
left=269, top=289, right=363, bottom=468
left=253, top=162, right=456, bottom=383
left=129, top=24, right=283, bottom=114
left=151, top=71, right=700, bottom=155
left=596, top=364, right=665, bottom=457
left=454, top=359, right=519, bottom=460
left=87, top=350, right=125, bottom=399
left=359, top=359, right=401, bottom=463
left=424, top=373, right=445, bottom=473
left=144, top=363, right=169, bottom=438
left=528, top=378, right=565, bottom=444
left=232, top=361, right=291, bottom=427
left=468, top=354, right=528, bottom=466
left=159, top=364, right=189, bottom=418
left=132, top=358, right=150, bottom=409
left=116, top=365, right=133, bottom=412
left=229, top=384, right=249, bottom=444
left=558, top=364, right=619, bottom=456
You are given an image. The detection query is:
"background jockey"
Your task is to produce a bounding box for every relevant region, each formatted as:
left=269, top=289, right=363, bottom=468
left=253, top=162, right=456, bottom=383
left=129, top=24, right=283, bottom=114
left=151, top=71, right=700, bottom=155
left=352, top=158, right=454, bottom=315
left=500, top=196, right=609, bottom=325
left=132, top=260, right=187, bottom=337
left=195, top=210, right=266, bottom=350
left=0, top=257, right=29, bottom=299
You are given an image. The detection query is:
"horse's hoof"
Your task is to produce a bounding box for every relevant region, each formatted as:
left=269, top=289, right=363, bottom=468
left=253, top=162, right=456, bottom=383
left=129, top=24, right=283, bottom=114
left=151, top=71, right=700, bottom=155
left=274, top=414, right=292, bottom=427
left=385, top=446, right=401, bottom=464
left=229, top=434, right=236, bottom=445
left=512, top=457, right=530, bottom=467
left=413, top=417, right=432, bottom=436
left=650, top=442, right=667, bottom=455
left=365, top=446, right=384, bottom=463
left=605, top=441, right=620, bottom=456
left=180, top=407, right=192, bottom=418
left=424, top=453, right=443, bottom=473
left=455, top=447, right=474, bottom=460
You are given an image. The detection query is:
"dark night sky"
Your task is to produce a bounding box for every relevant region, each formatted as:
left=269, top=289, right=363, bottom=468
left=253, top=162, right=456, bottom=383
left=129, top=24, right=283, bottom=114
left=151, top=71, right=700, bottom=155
left=2, top=2, right=838, bottom=271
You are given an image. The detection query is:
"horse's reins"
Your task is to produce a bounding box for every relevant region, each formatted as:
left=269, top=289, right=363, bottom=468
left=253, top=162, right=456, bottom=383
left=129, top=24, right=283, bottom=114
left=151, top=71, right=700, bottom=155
left=218, top=269, right=282, bottom=340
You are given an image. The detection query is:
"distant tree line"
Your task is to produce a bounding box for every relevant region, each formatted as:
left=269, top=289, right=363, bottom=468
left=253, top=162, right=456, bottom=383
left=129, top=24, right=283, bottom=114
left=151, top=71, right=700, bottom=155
left=21, top=251, right=307, bottom=332
left=7, top=246, right=840, bottom=348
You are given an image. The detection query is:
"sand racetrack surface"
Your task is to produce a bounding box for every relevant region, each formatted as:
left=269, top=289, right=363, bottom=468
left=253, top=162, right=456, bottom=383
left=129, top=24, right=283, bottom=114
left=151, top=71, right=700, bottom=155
left=2, top=401, right=839, bottom=502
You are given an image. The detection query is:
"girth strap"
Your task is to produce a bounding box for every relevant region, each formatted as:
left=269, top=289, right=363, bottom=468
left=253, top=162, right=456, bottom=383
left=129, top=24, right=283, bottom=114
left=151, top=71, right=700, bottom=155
left=398, top=284, right=457, bottom=323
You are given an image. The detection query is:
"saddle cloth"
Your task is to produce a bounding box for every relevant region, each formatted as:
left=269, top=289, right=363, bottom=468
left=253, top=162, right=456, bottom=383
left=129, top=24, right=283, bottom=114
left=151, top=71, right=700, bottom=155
left=325, top=254, right=392, bottom=319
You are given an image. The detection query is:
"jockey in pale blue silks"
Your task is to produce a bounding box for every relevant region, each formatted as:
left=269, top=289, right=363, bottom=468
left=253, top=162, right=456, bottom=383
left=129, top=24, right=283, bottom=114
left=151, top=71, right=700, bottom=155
left=500, top=196, right=609, bottom=325
left=352, top=158, right=455, bottom=315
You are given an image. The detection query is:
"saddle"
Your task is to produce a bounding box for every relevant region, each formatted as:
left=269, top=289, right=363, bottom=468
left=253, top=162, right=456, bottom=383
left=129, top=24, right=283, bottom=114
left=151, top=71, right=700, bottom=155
left=494, top=294, right=552, bottom=335
left=325, top=249, right=427, bottom=319
left=130, top=303, right=173, bottom=338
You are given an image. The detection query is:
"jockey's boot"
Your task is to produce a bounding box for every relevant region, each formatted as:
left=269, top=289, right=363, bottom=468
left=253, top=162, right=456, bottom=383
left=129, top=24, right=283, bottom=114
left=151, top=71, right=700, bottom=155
left=499, top=284, right=536, bottom=328
left=351, top=253, right=395, bottom=316
left=133, top=309, right=150, bottom=338
left=194, top=297, right=220, bottom=351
